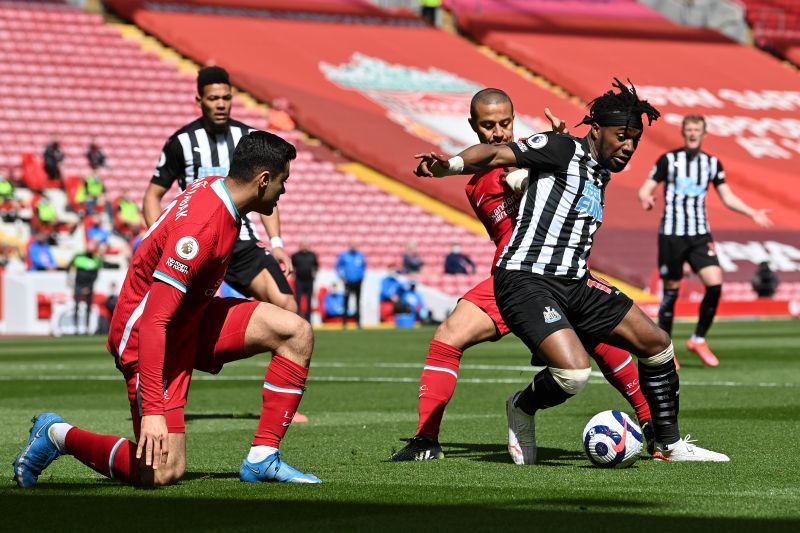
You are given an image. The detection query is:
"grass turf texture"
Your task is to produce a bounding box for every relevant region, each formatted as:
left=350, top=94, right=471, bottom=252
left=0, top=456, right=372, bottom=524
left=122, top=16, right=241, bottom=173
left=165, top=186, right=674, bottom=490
left=1, top=321, right=799, bottom=532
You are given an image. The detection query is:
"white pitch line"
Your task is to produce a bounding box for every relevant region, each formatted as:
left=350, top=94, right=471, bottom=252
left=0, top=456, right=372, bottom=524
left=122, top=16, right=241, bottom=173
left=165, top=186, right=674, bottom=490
left=0, top=374, right=796, bottom=388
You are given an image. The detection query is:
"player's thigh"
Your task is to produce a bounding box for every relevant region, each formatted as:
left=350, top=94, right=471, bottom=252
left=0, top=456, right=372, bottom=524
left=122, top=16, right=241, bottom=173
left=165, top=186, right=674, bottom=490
left=435, top=298, right=499, bottom=350
left=196, top=297, right=312, bottom=371
left=247, top=268, right=297, bottom=313
left=195, top=297, right=263, bottom=374
left=568, top=272, right=634, bottom=343
left=606, top=304, right=671, bottom=357
left=658, top=235, right=688, bottom=281
left=696, top=265, right=723, bottom=286
left=537, top=328, right=591, bottom=369
left=493, top=269, right=573, bottom=356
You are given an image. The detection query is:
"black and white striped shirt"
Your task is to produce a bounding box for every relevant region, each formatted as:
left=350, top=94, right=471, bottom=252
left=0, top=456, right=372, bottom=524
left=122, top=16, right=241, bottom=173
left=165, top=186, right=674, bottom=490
left=650, top=148, right=726, bottom=236
left=497, top=132, right=610, bottom=279
left=152, top=118, right=257, bottom=241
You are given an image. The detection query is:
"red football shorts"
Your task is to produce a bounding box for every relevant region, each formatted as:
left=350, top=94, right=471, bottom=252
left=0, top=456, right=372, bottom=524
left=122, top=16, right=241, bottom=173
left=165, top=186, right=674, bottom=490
left=461, top=276, right=510, bottom=337
left=122, top=297, right=260, bottom=437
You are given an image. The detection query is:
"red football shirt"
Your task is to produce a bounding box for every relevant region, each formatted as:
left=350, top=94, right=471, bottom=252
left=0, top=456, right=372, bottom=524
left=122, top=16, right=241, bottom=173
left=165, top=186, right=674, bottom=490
left=464, top=168, right=522, bottom=273
left=107, top=176, right=241, bottom=414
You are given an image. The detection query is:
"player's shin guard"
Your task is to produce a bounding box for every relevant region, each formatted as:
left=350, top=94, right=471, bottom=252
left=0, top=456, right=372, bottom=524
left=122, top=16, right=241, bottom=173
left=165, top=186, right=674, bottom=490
left=592, top=343, right=651, bottom=423
left=416, top=340, right=462, bottom=441
left=658, top=288, right=679, bottom=335
left=695, top=284, right=721, bottom=338
left=253, top=354, right=309, bottom=448
left=638, top=344, right=680, bottom=446
left=514, top=367, right=590, bottom=415
left=64, top=428, right=140, bottom=485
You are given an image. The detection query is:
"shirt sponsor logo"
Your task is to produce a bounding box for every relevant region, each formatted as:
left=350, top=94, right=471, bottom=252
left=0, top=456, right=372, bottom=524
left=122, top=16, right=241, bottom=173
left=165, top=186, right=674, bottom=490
left=166, top=256, right=190, bottom=274
left=515, top=140, right=529, bottom=153
left=675, top=176, right=708, bottom=197
left=574, top=181, right=603, bottom=222
left=526, top=134, right=548, bottom=150
left=543, top=306, right=562, bottom=324
left=176, top=236, right=200, bottom=260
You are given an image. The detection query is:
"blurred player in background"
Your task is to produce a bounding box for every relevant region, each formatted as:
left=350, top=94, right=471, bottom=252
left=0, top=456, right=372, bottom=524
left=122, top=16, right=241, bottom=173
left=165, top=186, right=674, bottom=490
left=13, top=132, right=321, bottom=488
left=391, top=89, right=651, bottom=462
left=414, top=80, right=729, bottom=463
left=639, top=114, right=772, bottom=367
left=143, top=66, right=296, bottom=312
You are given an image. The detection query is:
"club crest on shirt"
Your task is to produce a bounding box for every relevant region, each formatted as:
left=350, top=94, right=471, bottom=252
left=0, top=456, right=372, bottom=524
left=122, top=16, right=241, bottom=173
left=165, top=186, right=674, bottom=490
left=526, top=134, right=548, bottom=150
left=176, top=236, right=199, bottom=260
left=543, top=306, right=562, bottom=324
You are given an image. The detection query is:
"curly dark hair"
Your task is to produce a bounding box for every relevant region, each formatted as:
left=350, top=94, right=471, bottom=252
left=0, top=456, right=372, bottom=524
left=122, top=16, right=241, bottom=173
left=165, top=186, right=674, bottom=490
left=578, top=78, right=660, bottom=128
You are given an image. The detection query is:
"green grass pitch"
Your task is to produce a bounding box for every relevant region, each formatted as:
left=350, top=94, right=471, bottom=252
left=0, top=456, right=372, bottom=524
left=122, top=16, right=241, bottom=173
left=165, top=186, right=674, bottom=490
left=1, top=321, right=799, bottom=531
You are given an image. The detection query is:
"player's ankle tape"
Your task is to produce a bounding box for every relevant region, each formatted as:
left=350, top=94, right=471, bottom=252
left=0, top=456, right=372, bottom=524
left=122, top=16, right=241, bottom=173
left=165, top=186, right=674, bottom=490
left=639, top=343, right=674, bottom=367
left=548, top=367, right=591, bottom=395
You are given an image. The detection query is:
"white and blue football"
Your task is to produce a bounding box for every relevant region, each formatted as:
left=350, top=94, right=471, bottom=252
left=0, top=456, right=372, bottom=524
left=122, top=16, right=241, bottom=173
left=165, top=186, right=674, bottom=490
left=582, top=410, right=643, bottom=468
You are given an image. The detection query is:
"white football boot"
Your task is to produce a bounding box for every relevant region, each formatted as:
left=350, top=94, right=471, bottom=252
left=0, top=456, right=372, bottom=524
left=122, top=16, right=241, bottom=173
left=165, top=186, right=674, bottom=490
left=655, top=434, right=730, bottom=462
left=506, top=391, right=537, bottom=465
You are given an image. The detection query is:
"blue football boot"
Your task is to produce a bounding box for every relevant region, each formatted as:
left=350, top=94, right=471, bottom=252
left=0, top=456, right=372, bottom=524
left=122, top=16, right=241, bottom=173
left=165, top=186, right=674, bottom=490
left=239, top=451, right=321, bottom=484
left=12, top=412, right=65, bottom=488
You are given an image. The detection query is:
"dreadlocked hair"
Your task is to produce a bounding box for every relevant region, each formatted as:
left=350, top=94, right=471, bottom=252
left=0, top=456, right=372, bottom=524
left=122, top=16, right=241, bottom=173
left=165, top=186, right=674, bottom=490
left=579, top=78, right=660, bottom=127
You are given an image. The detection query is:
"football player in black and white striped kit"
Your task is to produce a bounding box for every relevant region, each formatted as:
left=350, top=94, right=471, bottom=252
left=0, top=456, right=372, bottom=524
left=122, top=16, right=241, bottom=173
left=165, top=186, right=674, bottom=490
left=639, top=114, right=771, bottom=367
left=142, top=66, right=297, bottom=312
left=415, top=80, right=728, bottom=463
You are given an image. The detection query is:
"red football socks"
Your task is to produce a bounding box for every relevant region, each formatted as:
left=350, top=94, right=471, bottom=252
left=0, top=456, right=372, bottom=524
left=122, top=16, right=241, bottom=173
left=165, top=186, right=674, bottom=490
left=416, top=340, right=463, bottom=441
left=592, top=343, right=652, bottom=423
left=64, top=427, right=140, bottom=485
left=253, top=354, right=308, bottom=447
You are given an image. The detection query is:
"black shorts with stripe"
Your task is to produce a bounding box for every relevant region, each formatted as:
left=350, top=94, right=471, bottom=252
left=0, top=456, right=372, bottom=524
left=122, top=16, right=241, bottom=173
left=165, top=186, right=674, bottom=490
left=494, top=268, right=633, bottom=353
left=658, top=233, right=720, bottom=280
left=224, top=240, right=293, bottom=297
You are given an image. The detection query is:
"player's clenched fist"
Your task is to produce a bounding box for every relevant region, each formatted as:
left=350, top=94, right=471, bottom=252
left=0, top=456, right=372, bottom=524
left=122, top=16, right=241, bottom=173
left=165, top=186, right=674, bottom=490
left=137, top=414, right=169, bottom=469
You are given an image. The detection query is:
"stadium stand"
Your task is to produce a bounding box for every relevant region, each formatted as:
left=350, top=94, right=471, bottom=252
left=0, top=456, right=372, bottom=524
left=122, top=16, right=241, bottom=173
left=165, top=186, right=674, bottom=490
left=0, top=0, right=496, bottom=300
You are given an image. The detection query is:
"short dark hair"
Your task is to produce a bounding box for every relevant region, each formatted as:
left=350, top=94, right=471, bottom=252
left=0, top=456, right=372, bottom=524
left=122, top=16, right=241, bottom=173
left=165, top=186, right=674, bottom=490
left=682, top=114, right=706, bottom=131
left=470, top=88, right=514, bottom=120
left=228, top=131, right=296, bottom=182
left=579, top=78, right=660, bottom=129
left=197, top=66, right=230, bottom=95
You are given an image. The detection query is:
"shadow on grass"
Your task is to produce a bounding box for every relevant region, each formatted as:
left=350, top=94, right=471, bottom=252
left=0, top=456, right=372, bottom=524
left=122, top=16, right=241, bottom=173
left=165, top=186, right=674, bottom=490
left=0, top=489, right=798, bottom=532
left=443, top=442, right=583, bottom=465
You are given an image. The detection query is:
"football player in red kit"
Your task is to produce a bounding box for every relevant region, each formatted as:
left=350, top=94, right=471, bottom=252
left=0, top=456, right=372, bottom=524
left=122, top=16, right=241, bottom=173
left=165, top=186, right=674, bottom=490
left=391, top=89, right=651, bottom=464
left=13, top=132, right=321, bottom=487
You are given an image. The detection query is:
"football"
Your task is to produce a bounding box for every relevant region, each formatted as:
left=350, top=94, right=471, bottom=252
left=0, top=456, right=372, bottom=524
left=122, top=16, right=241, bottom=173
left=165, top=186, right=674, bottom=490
left=582, top=410, right=643, bottom=468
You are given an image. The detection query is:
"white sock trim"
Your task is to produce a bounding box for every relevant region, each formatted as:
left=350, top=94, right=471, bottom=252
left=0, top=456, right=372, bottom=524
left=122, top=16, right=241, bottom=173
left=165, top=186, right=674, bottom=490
left=247, top=445, right=279, bottom=463
left=108, top=438, right=127, bottom=479
left=548, top=367, right=591, bottom=395
left=639, top=343, right=675, bottom=366
left=423, top=365, right=458, bottom=379
left=48, top=423, right=73, bottom=454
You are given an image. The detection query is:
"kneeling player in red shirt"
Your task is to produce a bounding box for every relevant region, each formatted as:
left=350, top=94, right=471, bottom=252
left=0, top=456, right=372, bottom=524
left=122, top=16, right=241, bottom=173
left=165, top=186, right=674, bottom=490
left=391, top=90, right=651, bottom=463
left=13, top=132, right=321, bottom=487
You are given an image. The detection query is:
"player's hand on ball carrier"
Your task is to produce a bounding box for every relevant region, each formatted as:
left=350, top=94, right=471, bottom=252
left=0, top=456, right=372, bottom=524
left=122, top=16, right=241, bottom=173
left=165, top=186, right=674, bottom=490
left=414, top=152, right=451, bottom=178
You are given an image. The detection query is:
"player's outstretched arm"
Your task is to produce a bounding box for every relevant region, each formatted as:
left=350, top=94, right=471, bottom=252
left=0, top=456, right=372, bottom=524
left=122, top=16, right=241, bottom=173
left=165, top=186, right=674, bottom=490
left=414, top=144, right=516, bottom=178
left=716, top=183, right=773, bottom=227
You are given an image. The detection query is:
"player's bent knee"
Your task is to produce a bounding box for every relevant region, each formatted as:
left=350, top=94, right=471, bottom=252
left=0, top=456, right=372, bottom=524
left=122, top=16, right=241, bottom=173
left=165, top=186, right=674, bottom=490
left=639, top=342, right=674, bottom=367
left=548, top=367, right=592, bottom=395
left=282, top=316, right=314, bottom=365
